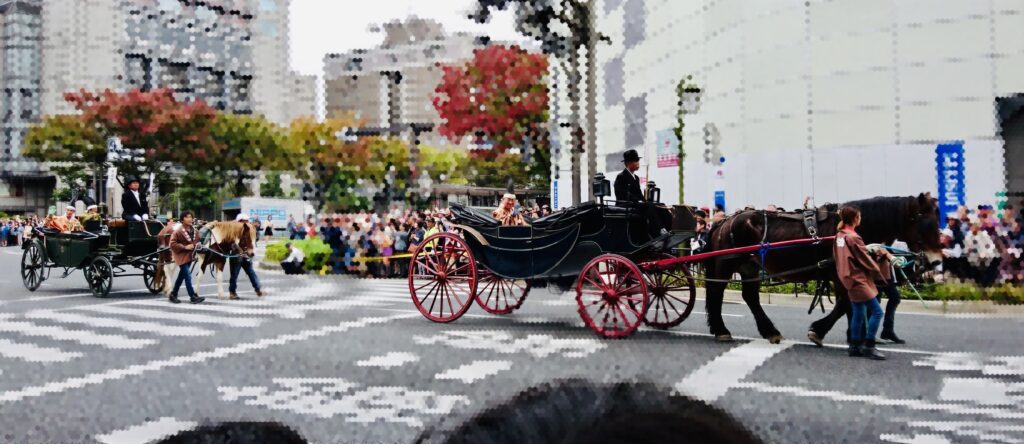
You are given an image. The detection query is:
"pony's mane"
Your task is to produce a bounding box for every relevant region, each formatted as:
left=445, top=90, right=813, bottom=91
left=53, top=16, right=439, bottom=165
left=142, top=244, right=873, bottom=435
left=202, top=221, right=253, bottom=244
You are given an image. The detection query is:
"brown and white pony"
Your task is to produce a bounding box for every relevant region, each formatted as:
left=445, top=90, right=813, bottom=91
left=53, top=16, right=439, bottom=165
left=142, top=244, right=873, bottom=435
left=193, top=221, right=257, bottom=299
left=156, top=222, right=180, bottom=298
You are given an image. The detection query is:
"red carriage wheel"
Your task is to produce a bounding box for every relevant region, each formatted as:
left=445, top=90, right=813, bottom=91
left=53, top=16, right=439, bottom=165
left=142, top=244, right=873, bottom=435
left=409, top=232, right=478, bottom=323
left=575, top=254, right=649, bottom=339
left=641, top=255, right=698, bottom=329
left=474, top=269, right=530, bottom=315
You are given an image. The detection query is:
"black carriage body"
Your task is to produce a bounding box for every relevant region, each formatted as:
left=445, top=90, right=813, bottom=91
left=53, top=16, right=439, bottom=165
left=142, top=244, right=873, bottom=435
left=450, top=202, right=697, bottom=280
left=23, top=220, right=166, bottom=297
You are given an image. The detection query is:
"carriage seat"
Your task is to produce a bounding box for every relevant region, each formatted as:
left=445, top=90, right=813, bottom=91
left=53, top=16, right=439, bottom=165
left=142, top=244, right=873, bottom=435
left=448, top=204, right=501, bottom=229
left=530, top=201, right=601, bottom=231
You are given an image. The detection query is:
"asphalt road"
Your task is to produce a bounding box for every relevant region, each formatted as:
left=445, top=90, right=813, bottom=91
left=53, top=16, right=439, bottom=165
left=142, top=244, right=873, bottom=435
left=0, top=244, right=1022, bottom=444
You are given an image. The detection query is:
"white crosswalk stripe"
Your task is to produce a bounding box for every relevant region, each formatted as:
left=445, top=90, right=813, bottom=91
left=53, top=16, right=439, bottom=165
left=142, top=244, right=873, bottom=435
left=24, top=310, right=215, bottom=337
left=0, top=320, right=156, bottom=349
left=0, top=338, right=82, bottom=362
left=75, top=305, right=262, bottom=327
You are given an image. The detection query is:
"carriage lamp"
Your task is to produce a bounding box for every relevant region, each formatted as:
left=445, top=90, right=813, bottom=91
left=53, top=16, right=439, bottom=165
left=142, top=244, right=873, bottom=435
left=646, top=181, right=661, bottom=203
left=592, top=173, right=611, bottom=204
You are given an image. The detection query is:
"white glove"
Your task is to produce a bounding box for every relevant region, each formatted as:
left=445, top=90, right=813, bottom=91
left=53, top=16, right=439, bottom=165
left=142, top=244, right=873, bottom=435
left=865, top=243, right=883, bottom=254
left=133, top=215, right=142, bottom=222
left=142, top=214, right=149, bottom=221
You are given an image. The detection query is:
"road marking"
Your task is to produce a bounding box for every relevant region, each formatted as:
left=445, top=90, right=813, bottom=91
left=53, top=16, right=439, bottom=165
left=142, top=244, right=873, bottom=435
left=356, top=352, right=419, bottom=369
left=24, top=310, right=214, bottom=337
left=674, top=341, right=793, bottom=402
left=130, top=299, right=306, bottom=319
left=914, top=353, right=1024, bottom=376
left=94, top=417, right=198, bottom=444
left=363, top=307, right=494, bottom=319
left=879, top=434, right=953, bottom=444
left=733, top=381, right=1024, bottom=420
left=0, top=320, right=156, bottom=349
left=666, top=329, right=936, bottom=355
left=75, top=305, right=261, bottom=327
left=0, top=338, right=82, bottom=362
left=435, top=360, right=513, bottom=383
left=414, top=330, right=606, bottom=358
left=218, top=377, right=469, bottom=427
left=0, top=313, right=414, bottom=404
left=938, top=378, right=1024, bottom=407
left=2, top=279, right=285, bottom=304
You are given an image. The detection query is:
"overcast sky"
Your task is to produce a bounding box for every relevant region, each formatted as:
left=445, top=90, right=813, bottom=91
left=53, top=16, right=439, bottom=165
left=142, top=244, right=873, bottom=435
left=288, top=0, right=529, bottom=76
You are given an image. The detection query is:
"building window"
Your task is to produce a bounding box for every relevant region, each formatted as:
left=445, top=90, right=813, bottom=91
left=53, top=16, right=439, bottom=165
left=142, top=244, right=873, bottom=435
left=125, top=55, right=153, bottom=90
left=604, top=56, right=624, bottom=107
left=624, top=94, right=647, bottom=148
left=159, top=61, right=190, bottom=92
left=622, top=0, right=646, bottom=49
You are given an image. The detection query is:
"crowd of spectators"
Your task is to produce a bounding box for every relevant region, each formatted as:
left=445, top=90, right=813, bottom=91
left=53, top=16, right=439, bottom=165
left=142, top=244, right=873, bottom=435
left=939, top=202, right=1024, bottom=286
left=0, top=215, right=42, bottom=248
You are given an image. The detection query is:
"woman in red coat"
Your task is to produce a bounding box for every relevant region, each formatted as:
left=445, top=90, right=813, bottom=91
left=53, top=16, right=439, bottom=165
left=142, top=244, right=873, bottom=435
left=834, top=206, right=886, bottom=360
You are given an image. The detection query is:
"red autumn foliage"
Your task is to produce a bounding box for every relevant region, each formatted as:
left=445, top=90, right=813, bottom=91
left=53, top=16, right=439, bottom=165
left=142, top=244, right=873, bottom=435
left=63, top=88, right=219, bottom=165
left=433, top=45, right=549, bottom=157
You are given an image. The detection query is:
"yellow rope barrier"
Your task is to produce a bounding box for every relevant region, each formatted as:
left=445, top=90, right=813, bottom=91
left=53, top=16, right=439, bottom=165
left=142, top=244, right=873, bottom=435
left=350, top=253, right=415, bottom=263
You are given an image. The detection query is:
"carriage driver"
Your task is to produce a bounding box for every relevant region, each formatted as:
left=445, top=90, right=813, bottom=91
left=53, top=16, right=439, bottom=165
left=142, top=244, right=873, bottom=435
left=121, top=175, right=150, bottom=221
left=613, top=149, right=668, bottom=239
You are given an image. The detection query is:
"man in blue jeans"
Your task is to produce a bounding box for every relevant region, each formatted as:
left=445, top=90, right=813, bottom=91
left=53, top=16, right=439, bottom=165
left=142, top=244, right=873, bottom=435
left=229, top=213, right=263, bottom=300
left=169, top=211, right=205, bottom=304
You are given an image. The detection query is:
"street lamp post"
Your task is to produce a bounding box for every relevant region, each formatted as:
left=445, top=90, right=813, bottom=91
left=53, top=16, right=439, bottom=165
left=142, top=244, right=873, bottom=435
left=675, top=76, right=703, bottom=205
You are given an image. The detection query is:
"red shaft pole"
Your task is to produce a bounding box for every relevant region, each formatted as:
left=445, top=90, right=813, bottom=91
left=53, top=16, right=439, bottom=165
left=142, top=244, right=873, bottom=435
left=644, top=236, right=836, bottom=269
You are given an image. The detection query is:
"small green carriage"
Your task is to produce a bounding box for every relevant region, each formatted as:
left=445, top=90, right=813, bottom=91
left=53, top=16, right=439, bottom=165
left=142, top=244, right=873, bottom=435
left=20, top=220, right=166, bottom=298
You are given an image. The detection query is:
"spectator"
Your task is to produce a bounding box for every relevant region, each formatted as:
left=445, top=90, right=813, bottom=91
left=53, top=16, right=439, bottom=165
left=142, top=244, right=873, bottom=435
left=280, top=242, right=305, bottom=275
left=964, top=222, right=999, bottom=286
left=287, top=214, right=297, bottom=240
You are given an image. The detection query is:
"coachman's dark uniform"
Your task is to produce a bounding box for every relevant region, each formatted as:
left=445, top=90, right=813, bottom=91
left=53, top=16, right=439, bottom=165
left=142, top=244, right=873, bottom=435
left=614, top=168, right=645, bottom=203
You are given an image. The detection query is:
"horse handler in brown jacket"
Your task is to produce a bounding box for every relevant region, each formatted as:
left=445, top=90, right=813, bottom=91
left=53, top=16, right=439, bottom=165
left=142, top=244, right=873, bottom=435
left=834, top=206, right=886, bottom=360
left=169, top=211, right=206, bottom=304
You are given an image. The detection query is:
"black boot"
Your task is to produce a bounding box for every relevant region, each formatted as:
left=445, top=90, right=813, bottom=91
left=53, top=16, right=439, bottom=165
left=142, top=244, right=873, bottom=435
left=860, top=340, right=886, bottom=361
left=880, top=331, right=906, bottom=344
left=190, top=294, right=205, bottom=304
left=848, top=340, right=863, bottom=357
left=169, top=294, right=181, bottom=304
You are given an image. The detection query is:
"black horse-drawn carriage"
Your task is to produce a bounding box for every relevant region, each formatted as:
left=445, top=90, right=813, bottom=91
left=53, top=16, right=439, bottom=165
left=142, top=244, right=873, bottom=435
left=20, top=220, right=166, bottom=298
left=408, top=178, right=704, bottom=338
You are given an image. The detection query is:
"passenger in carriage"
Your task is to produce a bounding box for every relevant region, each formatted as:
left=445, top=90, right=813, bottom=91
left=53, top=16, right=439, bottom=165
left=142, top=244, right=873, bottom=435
left=47, top=206, right=84, bottom=233
left=493, top=193, right=528, bottom=227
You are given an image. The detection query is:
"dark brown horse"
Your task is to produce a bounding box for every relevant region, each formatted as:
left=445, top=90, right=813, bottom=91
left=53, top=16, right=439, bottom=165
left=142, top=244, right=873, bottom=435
left=702, top=194, right=943, bottom=343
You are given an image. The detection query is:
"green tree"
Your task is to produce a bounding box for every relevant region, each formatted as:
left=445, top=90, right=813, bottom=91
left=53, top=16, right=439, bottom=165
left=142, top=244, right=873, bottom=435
left=22, top=114, right=107, bottom=194
left=209, top=113, right=292, bottom=197
left=285, top=116, right=370, bottom=212
left=260, top=171, right=286, bottom=198
left=466, top=152, right=531, bottom=188
left=420, top=145, right=469, bottom=185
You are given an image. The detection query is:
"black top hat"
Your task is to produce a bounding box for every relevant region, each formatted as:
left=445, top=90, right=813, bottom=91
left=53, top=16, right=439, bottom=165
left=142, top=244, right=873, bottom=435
left=125, top=175, right=140, bottom=185
left=622, top=149, right=641, bottom=163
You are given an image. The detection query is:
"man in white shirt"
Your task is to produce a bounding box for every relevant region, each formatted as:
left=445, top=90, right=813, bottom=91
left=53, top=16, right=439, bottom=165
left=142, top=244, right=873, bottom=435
left=280, top=242, right=306, bottom=275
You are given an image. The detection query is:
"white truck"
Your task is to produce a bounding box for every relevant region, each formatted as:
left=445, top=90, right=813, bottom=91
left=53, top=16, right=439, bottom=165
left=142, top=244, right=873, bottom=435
left=222, top=197, right=315, bottom=235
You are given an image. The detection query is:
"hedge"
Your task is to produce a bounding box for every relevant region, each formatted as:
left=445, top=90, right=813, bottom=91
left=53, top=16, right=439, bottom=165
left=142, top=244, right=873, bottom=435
left=265, top=239, right=333, bottom=272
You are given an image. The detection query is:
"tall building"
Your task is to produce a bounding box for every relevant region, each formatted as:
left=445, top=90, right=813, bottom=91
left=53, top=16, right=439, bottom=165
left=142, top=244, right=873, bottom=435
left=551, top=0, right=1024, bottom=213
left=282, top=71, right=316, bottom=123
left=0, top=0, right=50, bottom=215
left=323, top=18, right=492, bottom=145
left=1, top=0, right=298, bottom=216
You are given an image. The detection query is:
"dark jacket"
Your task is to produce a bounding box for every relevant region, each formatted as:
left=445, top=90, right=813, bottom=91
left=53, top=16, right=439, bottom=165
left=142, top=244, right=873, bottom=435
left=614, top=168, right=644, bottom=203
left=169, top=225, right=199, bottom=267
left=121, top=189, right=149, bottom=220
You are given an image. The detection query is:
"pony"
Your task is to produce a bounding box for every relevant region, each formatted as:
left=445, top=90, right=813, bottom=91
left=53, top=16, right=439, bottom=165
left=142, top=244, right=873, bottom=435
left=701, top=193, right=943, bottom=344
left=193, top=221, right=257, bottom=299
left=156, top=221, right=180, bottom=299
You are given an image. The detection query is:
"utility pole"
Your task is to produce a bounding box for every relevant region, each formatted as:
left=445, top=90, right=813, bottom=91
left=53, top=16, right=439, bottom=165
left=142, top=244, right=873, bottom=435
left=583, top=0, right=599, bottom=202
left=567, top=37, right=582, bottom=205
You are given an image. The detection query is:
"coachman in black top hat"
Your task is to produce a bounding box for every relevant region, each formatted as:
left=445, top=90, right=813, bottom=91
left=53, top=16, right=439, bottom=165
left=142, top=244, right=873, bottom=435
left=612, top=149, right=668, bottom=239
left=614, top=149, right=645, bottom=203
left=121, top=175, right=150, bottom=221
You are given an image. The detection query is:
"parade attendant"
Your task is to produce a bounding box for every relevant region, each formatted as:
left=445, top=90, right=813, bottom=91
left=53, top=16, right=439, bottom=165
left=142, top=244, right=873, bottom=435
left=280, top=242, right=305, bottom=274
left=121, top=175, right=150, bottom=221
left=169, top=211, right=205, bottom=304
left=228, top=213, right=263, bottom=300
left=613, top=149, right=668, bottom=238
left=833, top=206, right=886, bottom=360
left=867, top=242, right=908, bottom=344
left=492, top=193, right=528, bottom=227
left=614, top=149, right=646, bottom=203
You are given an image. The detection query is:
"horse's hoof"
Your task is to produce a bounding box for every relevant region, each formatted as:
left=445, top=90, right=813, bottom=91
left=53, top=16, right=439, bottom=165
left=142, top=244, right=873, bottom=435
left=807, top=331, right=823, bottom=347
left=715, top=334, right=734, bottom=342
left=768, top=335, right=784, bottom=344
